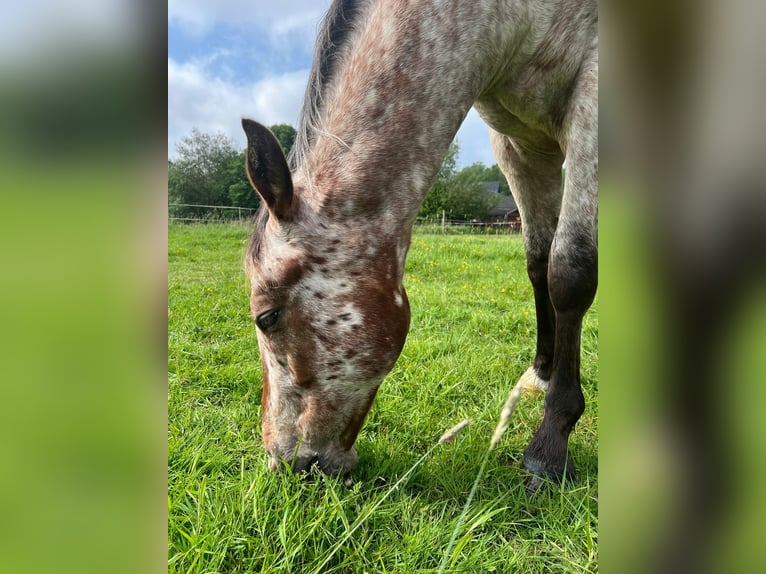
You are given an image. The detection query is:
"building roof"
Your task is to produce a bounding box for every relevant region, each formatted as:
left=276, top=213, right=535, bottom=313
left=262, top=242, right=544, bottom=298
left=481, top=181, right=500, bottom=194
left=482, top=181, right=518, bottom=217
left=488, top=195, right=519, bottom=217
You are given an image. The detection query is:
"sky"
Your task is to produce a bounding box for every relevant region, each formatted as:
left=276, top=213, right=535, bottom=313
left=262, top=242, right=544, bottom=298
left=167, top=0, right=496, bottom=168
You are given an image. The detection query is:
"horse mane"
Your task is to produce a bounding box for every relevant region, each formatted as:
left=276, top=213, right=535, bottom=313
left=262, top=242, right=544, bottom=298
left=250, top=1, right=367, bottom=264
left=289, top=0, right=368, bottom=172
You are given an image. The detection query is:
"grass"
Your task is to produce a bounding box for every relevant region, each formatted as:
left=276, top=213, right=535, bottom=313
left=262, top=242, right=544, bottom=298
left=168, top=222, right=598, bottom=573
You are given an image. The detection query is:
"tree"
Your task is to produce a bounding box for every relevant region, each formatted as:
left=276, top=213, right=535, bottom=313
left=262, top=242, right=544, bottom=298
left=419, top=141, right=459, bottom=218
left=418, top=141, right=499, bottom=220
left=453, top=162, right=512, bottom=196
left=455, top=162, right=488, bottom=184
left=436, top=140, right=459, bottom=181
left=269, top=124, right=297, bottom=158
left=226, top=151, right=260, bottom=209
left=168, top=129, right=256, bottom=218
left=447, top=164, right=500, bottom=220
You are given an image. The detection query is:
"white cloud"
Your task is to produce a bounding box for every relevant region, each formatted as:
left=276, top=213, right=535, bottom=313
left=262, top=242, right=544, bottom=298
left=168, top=57, right=309, bottom=157
left=167, top=1, right=330, bottom=158
left=168, top=59, right=498, bottom=167
left=168, top=0, right=330, bottom=37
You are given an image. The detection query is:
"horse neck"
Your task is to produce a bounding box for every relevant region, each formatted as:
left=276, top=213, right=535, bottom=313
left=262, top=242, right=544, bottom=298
left=297, top=0, right=500, bottom=229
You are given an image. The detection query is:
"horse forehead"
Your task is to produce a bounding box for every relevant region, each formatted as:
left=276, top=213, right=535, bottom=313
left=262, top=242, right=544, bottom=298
left=282, top=221, right=388, bottom=260
left=253, top=235, right=343, bottom=290
left=253, top=214, right=402, bottom=287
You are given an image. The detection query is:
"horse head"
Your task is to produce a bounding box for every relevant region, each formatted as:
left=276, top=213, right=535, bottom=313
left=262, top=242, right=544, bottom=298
left=242, top=119, right=411, bottom=475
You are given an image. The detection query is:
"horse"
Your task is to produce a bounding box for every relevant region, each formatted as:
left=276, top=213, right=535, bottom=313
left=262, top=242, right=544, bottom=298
left=241, top=0, right=597, bottom=490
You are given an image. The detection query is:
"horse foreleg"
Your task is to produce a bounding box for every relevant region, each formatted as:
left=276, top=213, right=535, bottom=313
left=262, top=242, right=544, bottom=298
left=488, top=130, right=562, bottom=396
left=520, top=71, right=598, bottom=491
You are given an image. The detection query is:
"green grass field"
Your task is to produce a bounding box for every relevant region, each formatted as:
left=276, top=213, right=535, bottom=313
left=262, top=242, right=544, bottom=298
left=168, top=222, right=598, bottom=573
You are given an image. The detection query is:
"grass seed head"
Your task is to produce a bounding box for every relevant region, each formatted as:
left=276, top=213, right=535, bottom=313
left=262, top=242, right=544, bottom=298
left=490, top=380, right=526, bottom=449
left=438, top=418, right=472, bottom=444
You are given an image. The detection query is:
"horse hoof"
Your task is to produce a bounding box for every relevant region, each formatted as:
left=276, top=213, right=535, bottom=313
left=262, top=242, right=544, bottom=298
left=526, top=474, right=546, bottom=495
left=522, top=455, right=576, bottom=494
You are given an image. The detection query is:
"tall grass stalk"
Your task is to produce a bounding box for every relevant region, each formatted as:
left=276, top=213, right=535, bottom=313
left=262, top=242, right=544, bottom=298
left=310, top=420, right=472, bottom=574
left=438, top=378, right=527, bottom=572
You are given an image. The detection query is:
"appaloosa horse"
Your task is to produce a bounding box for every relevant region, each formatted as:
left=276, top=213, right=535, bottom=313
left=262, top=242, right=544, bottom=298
left=242, top=0, right=597, bottom=489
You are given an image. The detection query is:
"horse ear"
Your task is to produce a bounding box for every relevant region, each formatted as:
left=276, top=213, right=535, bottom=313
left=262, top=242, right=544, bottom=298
left=241, top=119, right=294, bottom=220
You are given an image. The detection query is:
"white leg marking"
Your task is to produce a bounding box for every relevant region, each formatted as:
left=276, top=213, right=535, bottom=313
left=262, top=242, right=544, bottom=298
left=518, top=365, right=549, bottom=394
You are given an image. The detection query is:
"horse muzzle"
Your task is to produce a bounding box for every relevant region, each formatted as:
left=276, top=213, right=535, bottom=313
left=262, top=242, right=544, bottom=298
left=267, top=444, right=358, bottom=476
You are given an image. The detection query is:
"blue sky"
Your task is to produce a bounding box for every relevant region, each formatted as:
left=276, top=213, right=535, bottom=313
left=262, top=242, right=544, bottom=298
left=168, top=0, right=496, bottom=168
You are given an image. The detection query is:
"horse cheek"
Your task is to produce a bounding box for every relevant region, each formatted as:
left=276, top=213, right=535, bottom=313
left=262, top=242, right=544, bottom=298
left=259, top=359, right=273, bottom=446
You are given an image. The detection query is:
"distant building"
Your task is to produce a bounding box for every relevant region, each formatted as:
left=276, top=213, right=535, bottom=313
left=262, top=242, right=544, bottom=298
left=482, top=181, right=521, bottom=229
left=482, top=181, right=500, bottom=195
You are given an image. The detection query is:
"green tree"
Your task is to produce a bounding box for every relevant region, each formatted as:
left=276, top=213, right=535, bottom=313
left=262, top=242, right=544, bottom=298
left=168, top=129, right=256, bottom=218
left=419, top=142, right=499, bottom=220
left=452, top=162, right=512, bottom=196
left=226, top=151, right=260, bottom=209
left=436, top=140, right=459, bottom=180
left=455, top=162, right=488, bottom=185
left=269, top=124, right=297, bottom=157
left=447, top=164, right=500, bottom=220
left=419, top=141, right=459, bottom=218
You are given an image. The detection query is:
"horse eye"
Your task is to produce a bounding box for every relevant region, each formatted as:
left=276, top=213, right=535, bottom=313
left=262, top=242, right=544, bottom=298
left=256, top=308, right=283, bottom=332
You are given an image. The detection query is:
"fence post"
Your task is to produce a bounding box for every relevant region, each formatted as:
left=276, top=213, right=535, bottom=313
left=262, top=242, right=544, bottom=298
left=441, top=210, right=446, bottom=234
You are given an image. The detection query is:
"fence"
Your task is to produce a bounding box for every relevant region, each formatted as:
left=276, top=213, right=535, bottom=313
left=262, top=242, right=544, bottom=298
left=169, top=203, right=258, bottom=223
left=413, top=216, right=521, bottom=235
left=169, top=204, right=521, bottom=234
